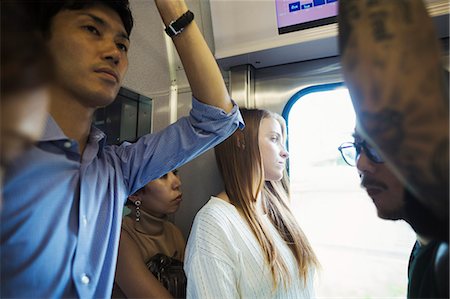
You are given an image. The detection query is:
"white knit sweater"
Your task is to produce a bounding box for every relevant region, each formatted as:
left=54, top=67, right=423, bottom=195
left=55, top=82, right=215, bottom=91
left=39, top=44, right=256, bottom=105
left=185, top=196, right=315, bottom=299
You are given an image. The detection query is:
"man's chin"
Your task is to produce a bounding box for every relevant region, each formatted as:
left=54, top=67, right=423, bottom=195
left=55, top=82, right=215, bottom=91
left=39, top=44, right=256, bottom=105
left=88, top=94, right=118, bottom=109
left=376, top=209, right=404, bottom=221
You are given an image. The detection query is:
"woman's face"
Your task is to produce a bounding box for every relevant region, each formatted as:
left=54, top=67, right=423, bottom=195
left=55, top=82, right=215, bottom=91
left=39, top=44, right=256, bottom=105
left=258, top=117, right=289, bottom=181
left=139, top=171, right=183, bottom=217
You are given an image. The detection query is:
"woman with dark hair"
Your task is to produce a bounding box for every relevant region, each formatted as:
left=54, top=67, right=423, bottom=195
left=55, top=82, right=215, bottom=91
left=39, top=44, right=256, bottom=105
left=113, top=170, right=186, bottom=298
left=185, top=108, right=319, bottom=298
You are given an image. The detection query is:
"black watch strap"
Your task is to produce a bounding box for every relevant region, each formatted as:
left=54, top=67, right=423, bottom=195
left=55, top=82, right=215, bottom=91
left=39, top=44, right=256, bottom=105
left=165, top=10, right=194, bottom=37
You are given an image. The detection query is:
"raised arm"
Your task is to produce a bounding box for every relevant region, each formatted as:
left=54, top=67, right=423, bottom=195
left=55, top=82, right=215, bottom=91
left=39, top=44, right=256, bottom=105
left=338, top=0, right=449, bottom=223
left=155, top=0, right=233, bottom=113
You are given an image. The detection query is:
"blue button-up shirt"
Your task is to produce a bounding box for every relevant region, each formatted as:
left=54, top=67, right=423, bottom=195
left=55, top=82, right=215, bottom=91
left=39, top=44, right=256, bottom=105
left=1, top=98, right=243, bottom=298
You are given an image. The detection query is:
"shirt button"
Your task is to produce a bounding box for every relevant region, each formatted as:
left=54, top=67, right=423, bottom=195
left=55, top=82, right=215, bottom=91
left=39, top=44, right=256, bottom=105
left=82, top=216, right=88, bottom=227
left=64, top=141, right=72, bottom=148
left=81, top=274, right=90, bottom=285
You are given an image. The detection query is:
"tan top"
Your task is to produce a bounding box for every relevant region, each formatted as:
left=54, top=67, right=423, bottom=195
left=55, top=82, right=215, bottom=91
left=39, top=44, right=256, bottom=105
left=112, top=208, right=185, bottom=298
left=122, top=206, right=185, bottom=261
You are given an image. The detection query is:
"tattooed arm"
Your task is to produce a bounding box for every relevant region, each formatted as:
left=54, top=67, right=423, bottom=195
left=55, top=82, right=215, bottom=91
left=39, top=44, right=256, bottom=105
left=338, top=0, right=448, bottom=224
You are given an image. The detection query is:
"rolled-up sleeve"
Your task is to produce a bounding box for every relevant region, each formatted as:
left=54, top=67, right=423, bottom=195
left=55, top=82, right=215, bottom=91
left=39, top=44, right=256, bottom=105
left=113, top=97, right=244, bottom=195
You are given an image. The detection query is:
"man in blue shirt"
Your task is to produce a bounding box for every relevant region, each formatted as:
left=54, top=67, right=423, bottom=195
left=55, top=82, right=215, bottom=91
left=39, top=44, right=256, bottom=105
left=1, top=0, right=243, bottom=298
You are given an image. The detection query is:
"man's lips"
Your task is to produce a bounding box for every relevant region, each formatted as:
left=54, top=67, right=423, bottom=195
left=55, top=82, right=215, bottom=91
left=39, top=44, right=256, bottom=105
left=95, top=68, right=119, bottom=83
left=361, top=176, right=387, bottom=197
left=365, top=187, right=384, bottom=197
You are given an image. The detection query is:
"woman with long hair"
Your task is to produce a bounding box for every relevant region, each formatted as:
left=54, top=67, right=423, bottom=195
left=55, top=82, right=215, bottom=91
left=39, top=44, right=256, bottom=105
left=185, top=108, right=319, bottom=298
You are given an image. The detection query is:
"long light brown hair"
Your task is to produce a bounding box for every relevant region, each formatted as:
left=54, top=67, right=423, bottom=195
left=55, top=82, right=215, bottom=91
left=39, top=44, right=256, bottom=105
left=215, top=108, right=319, bottom=288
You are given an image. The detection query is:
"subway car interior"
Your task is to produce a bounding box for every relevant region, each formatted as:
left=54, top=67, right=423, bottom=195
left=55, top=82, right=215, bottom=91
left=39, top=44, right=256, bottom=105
left=94, top=0, right=449, bottom=297
left=3, top=0, right=448, bottom=298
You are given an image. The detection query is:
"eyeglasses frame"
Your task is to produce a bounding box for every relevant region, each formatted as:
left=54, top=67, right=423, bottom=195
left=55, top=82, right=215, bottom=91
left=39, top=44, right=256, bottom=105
left=338, top=140, right=384, bottom=167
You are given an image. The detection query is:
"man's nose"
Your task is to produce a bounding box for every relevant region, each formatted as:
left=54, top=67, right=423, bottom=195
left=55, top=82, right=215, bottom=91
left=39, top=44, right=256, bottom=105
left=102, top=42, right=121, bottom=65
left=356, top=151, right=375, bottom=174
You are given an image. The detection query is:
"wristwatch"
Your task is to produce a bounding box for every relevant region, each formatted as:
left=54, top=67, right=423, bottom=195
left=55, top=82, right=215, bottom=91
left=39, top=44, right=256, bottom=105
left=165, top=10, right=195, bottom=37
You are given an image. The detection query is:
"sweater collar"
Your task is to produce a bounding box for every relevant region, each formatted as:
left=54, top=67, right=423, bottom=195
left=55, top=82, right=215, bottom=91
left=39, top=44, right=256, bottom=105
left=128, top=205, right=167, bottom=235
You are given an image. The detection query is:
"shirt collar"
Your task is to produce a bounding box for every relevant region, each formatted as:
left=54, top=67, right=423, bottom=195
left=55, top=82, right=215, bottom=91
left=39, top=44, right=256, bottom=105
left=89, top=125, right=107, bottom=149
left=39, top=115, right=107, bottom=148
left=39, top=115, right=68, bottom=142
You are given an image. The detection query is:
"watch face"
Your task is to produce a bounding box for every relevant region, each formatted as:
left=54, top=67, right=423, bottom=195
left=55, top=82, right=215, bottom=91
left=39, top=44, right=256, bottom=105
left=165, top=10, right=194, bottom=37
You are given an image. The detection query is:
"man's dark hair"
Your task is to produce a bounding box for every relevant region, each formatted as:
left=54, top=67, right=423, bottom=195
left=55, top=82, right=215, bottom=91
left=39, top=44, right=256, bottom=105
left=29, top=0, right=134, bottom=37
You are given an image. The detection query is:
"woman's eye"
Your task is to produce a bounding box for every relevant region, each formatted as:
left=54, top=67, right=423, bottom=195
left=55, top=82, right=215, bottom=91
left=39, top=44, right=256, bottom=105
left=270, top=136, right=279, bottom=142
left=83, top=25, right=100, bottom=36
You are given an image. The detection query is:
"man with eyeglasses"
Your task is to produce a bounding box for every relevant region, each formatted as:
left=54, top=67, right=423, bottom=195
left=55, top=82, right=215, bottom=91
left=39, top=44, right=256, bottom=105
left=339, top=131, right=448, bottom=299
left=338, top=1, right=448, bottom=296
left=338, top=0, right=448, bottom=240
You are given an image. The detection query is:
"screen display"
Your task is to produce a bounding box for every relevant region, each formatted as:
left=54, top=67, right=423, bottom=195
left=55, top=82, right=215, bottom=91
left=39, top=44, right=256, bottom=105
left=276, top=0, right=338, bottom=34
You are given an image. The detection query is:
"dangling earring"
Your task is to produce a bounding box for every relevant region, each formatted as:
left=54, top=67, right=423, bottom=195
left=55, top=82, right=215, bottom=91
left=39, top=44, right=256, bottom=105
left=135, top=200, right=141, bottom=222
left=236, top=131, right=246, bottom=150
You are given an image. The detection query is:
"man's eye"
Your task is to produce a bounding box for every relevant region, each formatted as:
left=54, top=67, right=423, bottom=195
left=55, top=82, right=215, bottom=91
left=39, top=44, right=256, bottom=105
left=117, top=43, right=128, bottom=52
left=83, top=25, right=100, bottom=35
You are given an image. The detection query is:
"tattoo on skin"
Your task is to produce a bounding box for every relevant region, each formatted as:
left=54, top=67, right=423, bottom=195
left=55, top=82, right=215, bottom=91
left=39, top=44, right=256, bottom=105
left=398, top=48, right=411, bottom=73
left=388, top=87, right=401, bottom=106
left=360, top=109, right=404, bottom=156
left=338, top=0, right=360, bottom=54
left=372, top=57, right=386, bottom=70
left=399, top=0, right=412, bottom=24
left=367, top=0, right=380, bottom=7
left=345, top=40, right=359, bottom=72
left=369, top=11, right=394, bottom=42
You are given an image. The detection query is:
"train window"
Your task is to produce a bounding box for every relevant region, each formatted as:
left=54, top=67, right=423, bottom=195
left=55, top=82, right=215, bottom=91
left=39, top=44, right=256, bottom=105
left=284, top=84, right=416, bottom=298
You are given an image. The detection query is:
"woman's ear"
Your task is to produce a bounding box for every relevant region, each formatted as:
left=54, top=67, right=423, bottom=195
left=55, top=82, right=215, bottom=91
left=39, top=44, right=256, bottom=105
left=128, top=194, right=140, bottom=204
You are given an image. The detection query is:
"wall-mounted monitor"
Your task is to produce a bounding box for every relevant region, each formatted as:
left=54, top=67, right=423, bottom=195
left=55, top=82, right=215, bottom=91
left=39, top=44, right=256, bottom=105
left=276, top=0, right=338, bottom=34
